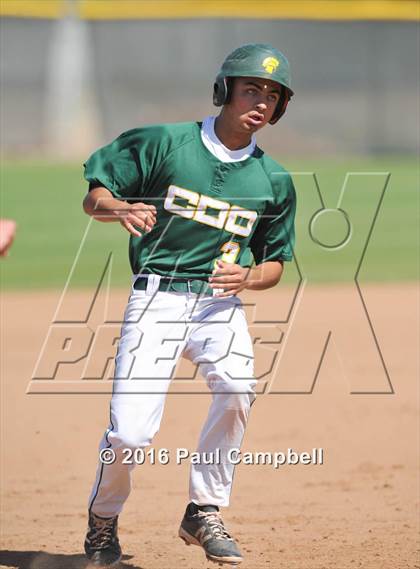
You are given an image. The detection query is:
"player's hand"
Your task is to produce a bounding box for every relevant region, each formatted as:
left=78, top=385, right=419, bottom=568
left=117, top=203, right=157, bottom=237
left=0, top=219, right=17, bottom=257
left=209, top=260, right=251, bottom=297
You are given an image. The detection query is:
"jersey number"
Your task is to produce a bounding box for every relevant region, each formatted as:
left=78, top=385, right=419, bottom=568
left=218, top=241, right=240, bottom=264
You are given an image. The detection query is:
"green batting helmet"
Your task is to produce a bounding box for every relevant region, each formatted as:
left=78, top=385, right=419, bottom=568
left=213, top=43, right=294, bottom=124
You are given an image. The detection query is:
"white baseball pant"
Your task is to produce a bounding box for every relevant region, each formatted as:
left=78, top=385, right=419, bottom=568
left=88, top=275, right=257, bottom=517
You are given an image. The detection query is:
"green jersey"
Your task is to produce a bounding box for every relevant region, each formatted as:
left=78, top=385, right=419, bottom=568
left=84, top=122, right=296, bottom=279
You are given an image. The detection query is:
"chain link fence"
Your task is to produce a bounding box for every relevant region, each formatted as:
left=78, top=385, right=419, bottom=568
left=0, top=17, right=418, bottom=158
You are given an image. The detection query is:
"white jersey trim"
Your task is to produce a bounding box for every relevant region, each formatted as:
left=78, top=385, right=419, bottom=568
left=200, top=116, right=256, bottom=163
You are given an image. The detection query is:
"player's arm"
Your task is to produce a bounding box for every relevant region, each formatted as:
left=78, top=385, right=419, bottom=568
left=83, top=186, right=156, bottom=237
left=244, top=260, right=284, bottom=290
left=209, top=259, right=283, bottom=297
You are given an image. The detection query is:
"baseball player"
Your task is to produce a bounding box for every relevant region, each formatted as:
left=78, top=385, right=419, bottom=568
left=82, top=43, right=296, bottom=567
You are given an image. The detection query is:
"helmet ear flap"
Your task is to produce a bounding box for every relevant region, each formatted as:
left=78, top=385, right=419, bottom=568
left=213, top=77, right=230, bottom=106
left=269, top=87, right=291, bottom=125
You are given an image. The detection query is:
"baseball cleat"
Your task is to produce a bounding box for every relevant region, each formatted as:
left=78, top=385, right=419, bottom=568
left=84, top=511, right=122, bottom=567
left=178, top=503, right=243, bottom=566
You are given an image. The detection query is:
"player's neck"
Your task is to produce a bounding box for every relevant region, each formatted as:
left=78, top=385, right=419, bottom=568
left=214, top=114, right=253, bottom=151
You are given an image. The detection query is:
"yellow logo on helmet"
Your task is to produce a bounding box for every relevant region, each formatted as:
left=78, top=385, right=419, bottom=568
left=262, top=57, right=280, bottom=74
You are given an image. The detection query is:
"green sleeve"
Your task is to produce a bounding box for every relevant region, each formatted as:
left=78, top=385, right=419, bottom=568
left=249, top=173, right=296, bottom=264
left=83, top=128, right=159, bottom=199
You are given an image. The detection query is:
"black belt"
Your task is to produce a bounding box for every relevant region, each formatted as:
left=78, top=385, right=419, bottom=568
left=133, top=275, right=214, bottom=296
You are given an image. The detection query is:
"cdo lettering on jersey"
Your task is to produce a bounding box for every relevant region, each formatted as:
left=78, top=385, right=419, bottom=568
left=164, top=185, right=258, bottom=237
left=84, top=122, right=296, bottom=279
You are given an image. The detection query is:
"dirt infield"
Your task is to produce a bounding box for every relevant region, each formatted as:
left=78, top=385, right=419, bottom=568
left=1, top=284, right=418, bottom=569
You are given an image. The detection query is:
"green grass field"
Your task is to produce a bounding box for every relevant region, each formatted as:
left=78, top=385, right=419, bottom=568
left=0, top=157, right=418, bottom=290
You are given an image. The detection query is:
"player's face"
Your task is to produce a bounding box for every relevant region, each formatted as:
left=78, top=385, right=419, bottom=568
left=227, top=77, right=281, bottom=132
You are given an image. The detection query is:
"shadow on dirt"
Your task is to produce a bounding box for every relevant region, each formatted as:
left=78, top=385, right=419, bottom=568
left=0, top=550, right=145, bottom=569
